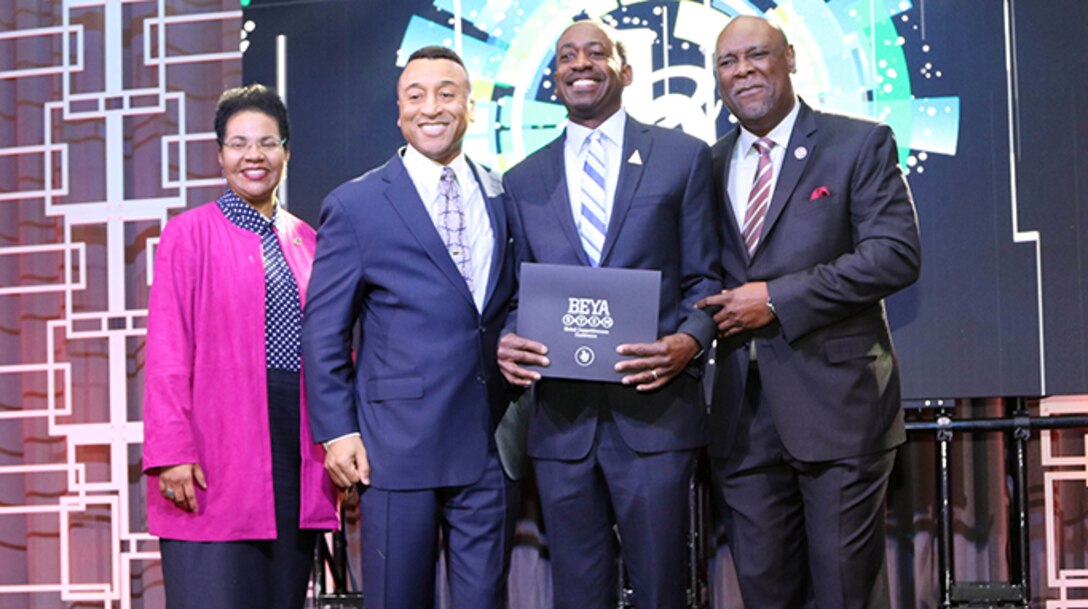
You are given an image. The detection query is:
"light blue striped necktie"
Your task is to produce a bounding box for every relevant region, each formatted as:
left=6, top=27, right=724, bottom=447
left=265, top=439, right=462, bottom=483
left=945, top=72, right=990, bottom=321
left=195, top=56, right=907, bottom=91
left=579, top=130, right=608, bottom=266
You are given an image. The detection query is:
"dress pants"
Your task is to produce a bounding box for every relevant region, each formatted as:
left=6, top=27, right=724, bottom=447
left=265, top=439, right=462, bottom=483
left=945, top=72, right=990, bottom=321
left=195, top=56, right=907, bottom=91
left=534, top=415, right=696, bottom=609
left=160, top=369, right=318, bottom=609
left=357, top=448, right=515, bottom=609
left=713, top=365, right=895, bottom=609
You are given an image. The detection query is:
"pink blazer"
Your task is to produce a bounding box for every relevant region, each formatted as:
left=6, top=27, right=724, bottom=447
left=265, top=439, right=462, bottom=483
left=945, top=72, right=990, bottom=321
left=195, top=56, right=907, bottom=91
left=143, top=201, right=339, bottom=541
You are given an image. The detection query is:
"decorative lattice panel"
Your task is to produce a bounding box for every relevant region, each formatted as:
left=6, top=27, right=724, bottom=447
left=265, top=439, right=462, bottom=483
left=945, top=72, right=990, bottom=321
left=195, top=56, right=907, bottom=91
left=0, top=2, right=239, bottom=607
left=1041, top=396, right=1088, bottom=609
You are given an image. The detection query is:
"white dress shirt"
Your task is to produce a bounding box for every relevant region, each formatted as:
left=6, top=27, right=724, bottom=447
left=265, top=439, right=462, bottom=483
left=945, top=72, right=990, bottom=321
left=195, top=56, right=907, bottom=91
left=564, top=109, right=627, bottom=242
left=402, top=144, right=494, bottom=312
left=726, top=98, right=801, bottom=231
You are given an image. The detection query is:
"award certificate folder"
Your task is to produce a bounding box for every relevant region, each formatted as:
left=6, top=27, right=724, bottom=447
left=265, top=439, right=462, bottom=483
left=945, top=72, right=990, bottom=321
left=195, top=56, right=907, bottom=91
left=517, top=263, right=661, bottom=383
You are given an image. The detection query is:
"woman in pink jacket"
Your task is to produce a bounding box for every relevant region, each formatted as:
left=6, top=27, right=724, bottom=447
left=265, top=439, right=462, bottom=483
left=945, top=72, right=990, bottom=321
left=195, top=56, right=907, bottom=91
left=143, top=84, right=338, bottom=609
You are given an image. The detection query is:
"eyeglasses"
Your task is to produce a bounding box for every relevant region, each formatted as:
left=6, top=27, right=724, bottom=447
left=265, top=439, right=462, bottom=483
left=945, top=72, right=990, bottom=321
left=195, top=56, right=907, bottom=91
left=221, top=137, right=285, bottom=153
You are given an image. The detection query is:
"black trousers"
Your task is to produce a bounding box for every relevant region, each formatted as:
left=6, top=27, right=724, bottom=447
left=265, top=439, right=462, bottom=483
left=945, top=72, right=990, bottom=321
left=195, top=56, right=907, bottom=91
left=713, top=365, right=895, bottom=609
left=160, top=368, right=318, bottom=609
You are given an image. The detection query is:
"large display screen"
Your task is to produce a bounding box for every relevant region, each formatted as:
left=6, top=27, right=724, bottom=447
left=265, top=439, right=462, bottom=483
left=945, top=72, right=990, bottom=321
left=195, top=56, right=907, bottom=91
left=241, top=0, right=1088, bottom=399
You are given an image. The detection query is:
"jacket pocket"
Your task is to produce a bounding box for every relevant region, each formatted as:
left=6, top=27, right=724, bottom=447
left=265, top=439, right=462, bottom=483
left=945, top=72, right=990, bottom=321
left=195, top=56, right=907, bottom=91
left=823, top=335, right=878, bottom=364
left=630, top=192, right=676, bottom=208
left=367, top=376, right=424, bottom=401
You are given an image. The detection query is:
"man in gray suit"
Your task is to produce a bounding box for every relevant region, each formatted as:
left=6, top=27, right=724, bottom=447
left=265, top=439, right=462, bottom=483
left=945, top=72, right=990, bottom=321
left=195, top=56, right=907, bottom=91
left=697, top=16, right=921, bottom=609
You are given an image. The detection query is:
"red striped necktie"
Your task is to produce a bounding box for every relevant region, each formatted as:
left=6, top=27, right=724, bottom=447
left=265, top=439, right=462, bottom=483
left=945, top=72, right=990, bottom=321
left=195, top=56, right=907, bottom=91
left=742, top=137, right=774, bottom=256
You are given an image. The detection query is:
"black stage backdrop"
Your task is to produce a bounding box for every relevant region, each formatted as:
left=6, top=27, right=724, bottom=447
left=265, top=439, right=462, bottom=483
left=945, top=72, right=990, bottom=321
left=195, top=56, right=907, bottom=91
left=241, top=0, right=1088, bottom=400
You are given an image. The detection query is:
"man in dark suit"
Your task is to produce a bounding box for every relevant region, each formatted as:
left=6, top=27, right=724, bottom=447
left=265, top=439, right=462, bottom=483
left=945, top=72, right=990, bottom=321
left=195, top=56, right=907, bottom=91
left=697, top=16, right=921, bottom=609
left=497, top=21, right=722, bottom=609
left=302, top=46, right=516, bottom=609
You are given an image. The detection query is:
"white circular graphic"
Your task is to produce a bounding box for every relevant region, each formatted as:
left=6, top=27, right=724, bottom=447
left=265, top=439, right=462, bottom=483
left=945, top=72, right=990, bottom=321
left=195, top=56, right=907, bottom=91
left=575, top=346, right=596, bottom=367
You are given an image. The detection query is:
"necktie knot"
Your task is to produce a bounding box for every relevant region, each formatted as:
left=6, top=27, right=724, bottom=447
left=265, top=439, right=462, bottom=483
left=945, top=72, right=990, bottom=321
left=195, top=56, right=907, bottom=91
left=439, top=166, right=457, bottom=194
left=753, top=137, right=773, bottom=157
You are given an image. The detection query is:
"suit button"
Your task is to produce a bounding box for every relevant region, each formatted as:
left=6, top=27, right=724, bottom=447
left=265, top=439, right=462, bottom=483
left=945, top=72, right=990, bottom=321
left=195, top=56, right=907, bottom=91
left=475, top=375, right=485, bottom=384
left=479, top=327, right=486, bottom=334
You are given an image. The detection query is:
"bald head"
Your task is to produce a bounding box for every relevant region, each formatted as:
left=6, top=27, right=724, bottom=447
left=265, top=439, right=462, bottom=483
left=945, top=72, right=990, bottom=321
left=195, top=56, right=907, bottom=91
left=714, top=16, right=797, bottom=135
left=716, top=15, right=790, bottom=54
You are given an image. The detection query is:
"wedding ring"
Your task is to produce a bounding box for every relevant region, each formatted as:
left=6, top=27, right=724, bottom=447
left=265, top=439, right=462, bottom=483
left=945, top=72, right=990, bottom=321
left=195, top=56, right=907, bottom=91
left=164, top=488, right=175, bottom=499
left=651, top=370, right=659, bottom=381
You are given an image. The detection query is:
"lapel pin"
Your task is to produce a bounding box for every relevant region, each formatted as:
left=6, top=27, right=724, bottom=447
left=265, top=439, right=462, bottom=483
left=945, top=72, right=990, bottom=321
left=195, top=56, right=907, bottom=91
left=794, top=146, right=808, bottom=160
left=628, top=150, right=643, bottom=165
left=292, top=237, right=302, bottom=246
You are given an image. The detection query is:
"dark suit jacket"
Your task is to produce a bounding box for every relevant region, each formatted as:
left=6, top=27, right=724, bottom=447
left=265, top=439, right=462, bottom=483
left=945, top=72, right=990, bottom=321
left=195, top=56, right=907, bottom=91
left=503, top=115, right=723, bottom=460
left=709, top=101, right=921, bottom=462
left=302, top=153, right=516, bottom=491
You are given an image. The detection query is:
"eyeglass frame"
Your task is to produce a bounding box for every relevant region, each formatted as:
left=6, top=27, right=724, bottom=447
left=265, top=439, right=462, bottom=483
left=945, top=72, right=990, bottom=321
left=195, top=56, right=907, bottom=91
left=219, top=136, right=287, bottom=153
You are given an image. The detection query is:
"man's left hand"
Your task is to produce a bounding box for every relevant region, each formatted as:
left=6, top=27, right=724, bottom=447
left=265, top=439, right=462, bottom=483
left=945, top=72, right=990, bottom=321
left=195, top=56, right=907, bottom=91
left=615, top=333, right=700, bottom=392
left=696, top=281, right=775, bottom=338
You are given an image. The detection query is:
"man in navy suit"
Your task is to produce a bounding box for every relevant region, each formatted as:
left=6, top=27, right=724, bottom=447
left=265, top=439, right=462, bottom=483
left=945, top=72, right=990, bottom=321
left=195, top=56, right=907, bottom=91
left=302, top=46, right=516, bottom=609
left=697, top=16, right=921, bottom=609
left=498, top=21, right=722, bottom=609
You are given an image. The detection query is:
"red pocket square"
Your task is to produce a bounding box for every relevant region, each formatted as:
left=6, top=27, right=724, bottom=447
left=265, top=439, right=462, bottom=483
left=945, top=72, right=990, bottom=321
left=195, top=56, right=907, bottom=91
left=809, top=186, right=831, bottom=201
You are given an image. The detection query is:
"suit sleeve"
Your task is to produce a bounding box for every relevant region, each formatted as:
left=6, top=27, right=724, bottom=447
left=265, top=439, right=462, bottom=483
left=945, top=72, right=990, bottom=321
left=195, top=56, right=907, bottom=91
left=302, top=192, right=366, bottom=443
left=768, top=124, right=921, bottom=342
left=675, top=143, right=724, bottom=349
left=142, top=219, right=198, bottom=471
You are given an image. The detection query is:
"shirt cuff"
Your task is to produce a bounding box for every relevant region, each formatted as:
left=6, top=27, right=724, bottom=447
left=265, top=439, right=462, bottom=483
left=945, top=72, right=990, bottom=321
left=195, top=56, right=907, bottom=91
left=322, top=432, right=361, bottom=451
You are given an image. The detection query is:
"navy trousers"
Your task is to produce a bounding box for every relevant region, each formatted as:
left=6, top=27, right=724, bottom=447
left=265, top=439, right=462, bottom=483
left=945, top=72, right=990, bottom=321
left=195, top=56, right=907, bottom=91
left=358, top=448, right=516, bottom=609
left=534, top=417, right=696, bottom=609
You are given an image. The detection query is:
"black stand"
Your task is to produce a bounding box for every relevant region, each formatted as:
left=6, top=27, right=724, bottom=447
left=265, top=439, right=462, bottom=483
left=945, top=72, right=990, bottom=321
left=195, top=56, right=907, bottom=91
left=312, top=508, right=364, bottom=608
left=906, top=397, right=1088, bottom=608
left=688, top=459, right=714, bottom=609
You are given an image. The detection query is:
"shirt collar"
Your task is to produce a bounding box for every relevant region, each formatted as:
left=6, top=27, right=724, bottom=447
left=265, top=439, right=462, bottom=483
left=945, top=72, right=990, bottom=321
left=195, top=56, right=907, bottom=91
left=401, top=144, right=474, bottom=195
left=737, top=97, right=800, bottom=157
left=217, top=190, right=278, bottom=234
left=566, top=107, right=627, bottom=152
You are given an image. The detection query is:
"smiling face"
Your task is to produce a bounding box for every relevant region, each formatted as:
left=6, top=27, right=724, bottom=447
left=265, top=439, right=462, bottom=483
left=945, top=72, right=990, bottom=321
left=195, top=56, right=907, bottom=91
left=397, top=57, right=474, bottom=165
left=715, top=16, right=797, bottom=136
left=217, top=109, right=288, bottom=214
left=554, top=21, right=632, bottom=129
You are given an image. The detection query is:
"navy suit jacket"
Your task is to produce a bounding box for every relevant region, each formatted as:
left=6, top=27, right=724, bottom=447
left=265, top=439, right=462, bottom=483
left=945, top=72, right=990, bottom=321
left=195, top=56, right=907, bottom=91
left=709, top=101, right=922, bottom=462
left=503, top=115, right=723, bottom=460
left=303, top=153, right=516, bottom=491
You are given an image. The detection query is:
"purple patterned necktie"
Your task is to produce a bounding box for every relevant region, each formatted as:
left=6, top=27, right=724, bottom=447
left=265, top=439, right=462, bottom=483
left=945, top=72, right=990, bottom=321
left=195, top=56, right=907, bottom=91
left=437, top=166, right=473, bottom=291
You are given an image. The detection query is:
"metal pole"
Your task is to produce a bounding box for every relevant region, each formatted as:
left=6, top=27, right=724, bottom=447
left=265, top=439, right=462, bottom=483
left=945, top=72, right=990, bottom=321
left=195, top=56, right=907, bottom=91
left=1006, top=398, right=1031, bottom=607
left=332, top=527, right=348, bottom=592
left=936, top=408, right=955, bottom=608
